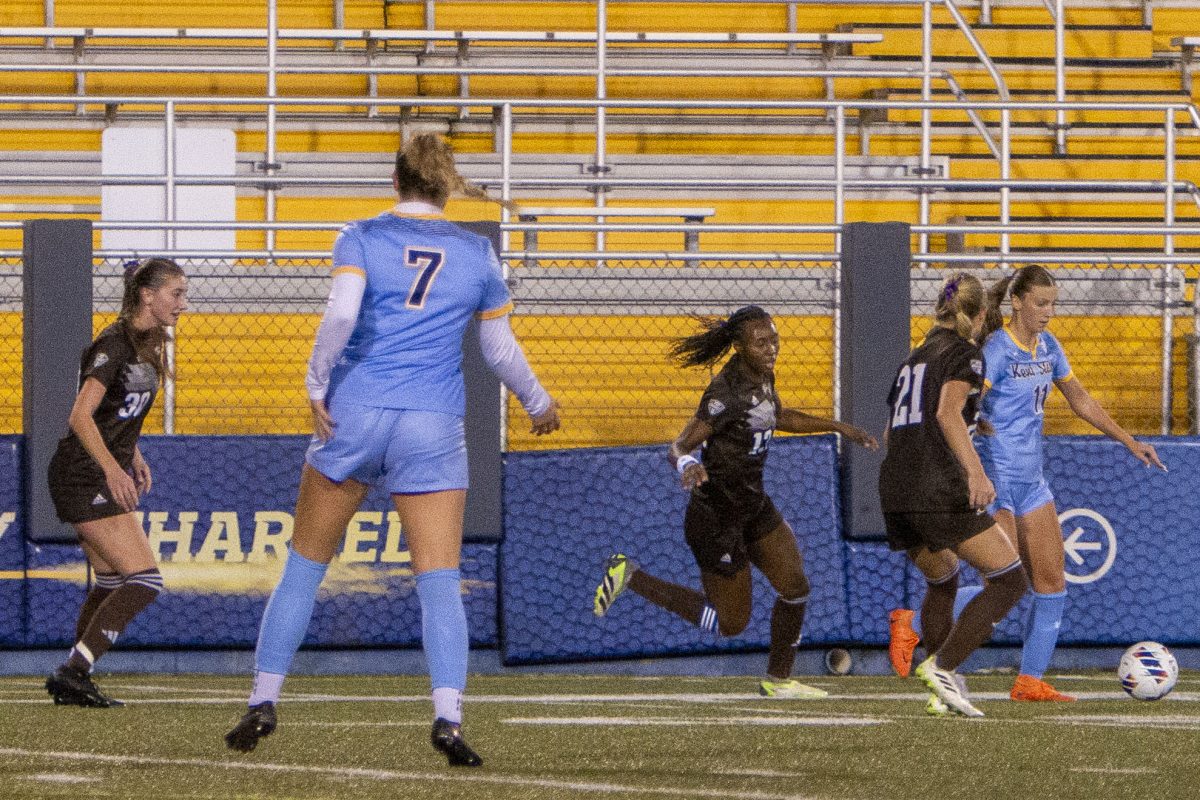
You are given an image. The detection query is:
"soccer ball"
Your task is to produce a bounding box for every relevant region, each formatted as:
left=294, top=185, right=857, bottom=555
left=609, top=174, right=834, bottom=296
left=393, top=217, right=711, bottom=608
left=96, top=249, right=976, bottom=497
left=1117, top=641, right=1178, bottom=701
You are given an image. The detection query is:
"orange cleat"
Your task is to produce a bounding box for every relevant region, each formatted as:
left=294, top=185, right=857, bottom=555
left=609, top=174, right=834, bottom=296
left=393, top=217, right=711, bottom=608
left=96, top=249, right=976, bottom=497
left=888, top=608, right=920, bottom=678
left=1010, top=674, right=1076, bottom=702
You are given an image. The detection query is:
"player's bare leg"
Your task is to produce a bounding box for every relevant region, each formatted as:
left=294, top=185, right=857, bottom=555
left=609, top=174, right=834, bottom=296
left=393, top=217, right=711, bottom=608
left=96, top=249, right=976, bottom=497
left=749, top=524, right=826, bottom=698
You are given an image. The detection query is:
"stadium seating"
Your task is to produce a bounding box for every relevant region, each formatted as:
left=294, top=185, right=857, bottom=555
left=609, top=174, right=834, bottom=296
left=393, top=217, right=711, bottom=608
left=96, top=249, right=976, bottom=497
left=1, top=1, right=1198, bottom=443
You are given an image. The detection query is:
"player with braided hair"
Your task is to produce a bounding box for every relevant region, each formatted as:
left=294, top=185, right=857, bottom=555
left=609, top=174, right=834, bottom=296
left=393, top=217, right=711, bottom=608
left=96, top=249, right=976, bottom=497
left=594, top=306, right=877, bottom=697
left=225, top=134, right=560, bottom=766
left=45, top=258, right=187, bottom=708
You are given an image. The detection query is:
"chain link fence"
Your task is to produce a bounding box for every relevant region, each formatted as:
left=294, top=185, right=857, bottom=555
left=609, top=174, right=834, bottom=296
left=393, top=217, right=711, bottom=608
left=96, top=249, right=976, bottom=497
left=1, top=255, right=1196, bottom=442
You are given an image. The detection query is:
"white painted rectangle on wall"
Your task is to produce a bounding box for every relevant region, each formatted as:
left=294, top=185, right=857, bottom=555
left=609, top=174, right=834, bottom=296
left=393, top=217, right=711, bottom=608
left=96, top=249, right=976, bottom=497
left=101, top=127, right=236, bottom=253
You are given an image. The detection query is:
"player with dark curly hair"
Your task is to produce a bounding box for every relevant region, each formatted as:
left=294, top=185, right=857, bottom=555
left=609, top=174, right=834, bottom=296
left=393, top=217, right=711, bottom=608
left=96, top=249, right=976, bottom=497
left=594, top=305, right=877, bottom=697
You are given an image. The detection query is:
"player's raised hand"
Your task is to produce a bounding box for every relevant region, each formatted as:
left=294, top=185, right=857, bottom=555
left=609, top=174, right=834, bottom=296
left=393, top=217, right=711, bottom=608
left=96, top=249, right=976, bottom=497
left=1128, top=439, right=1167, bottom=472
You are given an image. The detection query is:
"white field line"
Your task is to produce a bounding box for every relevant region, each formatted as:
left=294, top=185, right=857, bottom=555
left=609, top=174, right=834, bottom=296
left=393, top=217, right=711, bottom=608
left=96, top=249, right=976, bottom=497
left=504, top=716, right=885, bottom=727
left=290, top=721, right=428, bottom=728
left=0, top=747, right=824, bottom=800
left=1070, top=767, right=1159, bottom=775
left=3, top=689, right=1197, bottom=706
left=23, top=773, right=100, bottom=784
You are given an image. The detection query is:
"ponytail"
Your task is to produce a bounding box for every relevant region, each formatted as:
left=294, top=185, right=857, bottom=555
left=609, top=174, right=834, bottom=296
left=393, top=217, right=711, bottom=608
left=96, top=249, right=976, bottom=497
left=981, top=264, right=1056, bottom=341
left=670, top=305, right=772, bottom=369
left=934, top=272, right=985, bottom=343
left=119, top=258, right=185, bottom=383
left=395, top=133, right=518, bottom=212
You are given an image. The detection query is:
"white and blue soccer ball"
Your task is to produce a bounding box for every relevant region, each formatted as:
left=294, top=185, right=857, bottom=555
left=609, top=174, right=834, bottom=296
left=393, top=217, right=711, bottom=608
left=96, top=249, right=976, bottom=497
left=1118, top=641, right=1178, bottom=701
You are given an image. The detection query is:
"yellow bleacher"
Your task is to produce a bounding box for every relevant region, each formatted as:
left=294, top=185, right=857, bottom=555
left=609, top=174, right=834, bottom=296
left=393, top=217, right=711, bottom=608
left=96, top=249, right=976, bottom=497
left=2, top=1, right=1199, bottom=444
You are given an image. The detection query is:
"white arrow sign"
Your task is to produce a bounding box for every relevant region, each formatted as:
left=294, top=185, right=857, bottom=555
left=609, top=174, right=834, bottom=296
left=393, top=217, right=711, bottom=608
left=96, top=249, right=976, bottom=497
left=1058, top=508, right=1117, bottom=585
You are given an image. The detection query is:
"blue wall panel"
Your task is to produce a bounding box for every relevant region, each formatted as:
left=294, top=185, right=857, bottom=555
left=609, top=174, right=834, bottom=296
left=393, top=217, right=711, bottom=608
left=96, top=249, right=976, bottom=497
left=0, top=437, right=25, bottom=645
left=22, top=436, right=496, bottom=649
left=500, top=436, right=845, bottom=664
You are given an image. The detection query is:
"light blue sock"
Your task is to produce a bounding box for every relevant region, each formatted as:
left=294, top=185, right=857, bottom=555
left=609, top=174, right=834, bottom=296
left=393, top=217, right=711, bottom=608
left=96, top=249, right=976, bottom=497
left=253, top=547, right=328, bottom=675
left=913, top=584, right=982, bottom=638
left=1020, top=590, right=1066, bottom=678
left=417, top=568, right=468, bottom=693
left=952, top=584, right=984, bottom=622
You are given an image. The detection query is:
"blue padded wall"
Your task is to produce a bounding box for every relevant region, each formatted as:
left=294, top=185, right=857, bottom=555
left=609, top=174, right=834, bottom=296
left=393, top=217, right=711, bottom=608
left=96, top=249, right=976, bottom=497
left=500, top=435, right=846, bottom=664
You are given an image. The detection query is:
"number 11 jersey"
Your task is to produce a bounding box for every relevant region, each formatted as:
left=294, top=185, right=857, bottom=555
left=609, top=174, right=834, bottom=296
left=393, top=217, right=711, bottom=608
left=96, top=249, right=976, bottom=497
left=879, top=326, right=986, bottom=513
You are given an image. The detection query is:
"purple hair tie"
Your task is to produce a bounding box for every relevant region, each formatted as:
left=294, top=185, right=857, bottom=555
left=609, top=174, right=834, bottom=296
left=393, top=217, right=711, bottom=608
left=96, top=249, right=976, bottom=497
left=943, top=277, right=960, bottom=300
left=123, top=259, right=141, bottom=281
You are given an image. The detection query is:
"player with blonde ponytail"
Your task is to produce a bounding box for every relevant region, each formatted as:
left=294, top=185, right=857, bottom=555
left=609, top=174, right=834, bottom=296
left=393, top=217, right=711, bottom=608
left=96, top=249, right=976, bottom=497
left=879, top=272, right=1027, bottom=718
left=892, top=265, right=1166, bottom=703
left=226, top=133, right=559, bottom=766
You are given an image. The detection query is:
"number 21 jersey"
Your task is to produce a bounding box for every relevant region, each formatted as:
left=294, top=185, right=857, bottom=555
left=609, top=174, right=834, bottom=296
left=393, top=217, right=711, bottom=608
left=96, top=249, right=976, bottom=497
left=879, top=327, right=985, bottom=512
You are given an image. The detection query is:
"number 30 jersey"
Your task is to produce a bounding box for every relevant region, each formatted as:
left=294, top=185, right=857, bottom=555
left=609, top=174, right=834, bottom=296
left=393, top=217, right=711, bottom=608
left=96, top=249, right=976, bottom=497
left=692, top=353, right=778, bottom=506
left=55, top=321, right=159, bottom=477
left=325, top=211, right=513, bottom=417
left=879, top=326, right=986, bottom=513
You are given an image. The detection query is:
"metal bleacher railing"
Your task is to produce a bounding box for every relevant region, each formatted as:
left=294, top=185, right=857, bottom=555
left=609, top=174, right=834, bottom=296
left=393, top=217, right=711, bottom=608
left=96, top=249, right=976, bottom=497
left=2, top=0, right=1200, bottom=442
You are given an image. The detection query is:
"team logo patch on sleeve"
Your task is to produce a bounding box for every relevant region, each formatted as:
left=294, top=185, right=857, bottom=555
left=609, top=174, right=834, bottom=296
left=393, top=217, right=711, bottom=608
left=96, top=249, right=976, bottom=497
left=970, top=359, right=983, bottom=375
left=707, top=399, right=726, bottom=416
left=92, top=353, right=109, bottom=370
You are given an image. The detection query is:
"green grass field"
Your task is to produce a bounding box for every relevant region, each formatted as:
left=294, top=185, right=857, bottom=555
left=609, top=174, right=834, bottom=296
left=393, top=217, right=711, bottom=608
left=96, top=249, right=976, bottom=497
left=1, top=671, right=1195, bottom=800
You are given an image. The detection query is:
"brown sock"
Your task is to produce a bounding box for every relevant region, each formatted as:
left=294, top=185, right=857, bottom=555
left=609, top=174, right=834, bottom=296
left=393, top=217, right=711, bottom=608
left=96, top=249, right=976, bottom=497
left=65, top=569, right=163, bottom=673
left=766, top=595, right=807, bottom=679
left=936, top=564, right=1026, bottom=672
left=920, top=569, right=960, bottom=658
left=75, top=572, right=122, bottom=642
left=629, top=570, right=707, bottom=626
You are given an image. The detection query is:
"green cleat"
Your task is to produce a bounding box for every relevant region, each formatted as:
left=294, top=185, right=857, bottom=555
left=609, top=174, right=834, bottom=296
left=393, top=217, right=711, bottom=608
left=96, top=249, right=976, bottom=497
left=593, top=554, right=637, bottom=617
left=758, top=678, right=829, bottom=699
left=924, top=694, right=952, bottom=717
left=915, top=656, right=983, bottom=718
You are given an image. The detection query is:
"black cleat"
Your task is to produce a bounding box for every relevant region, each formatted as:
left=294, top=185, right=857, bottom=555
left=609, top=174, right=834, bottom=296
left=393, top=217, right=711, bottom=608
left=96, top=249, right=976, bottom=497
left=431, top=718, right=483, bottom=767
left=45, top=665, right=124, bottom=708
left=224, top=702, right=277, bottom=753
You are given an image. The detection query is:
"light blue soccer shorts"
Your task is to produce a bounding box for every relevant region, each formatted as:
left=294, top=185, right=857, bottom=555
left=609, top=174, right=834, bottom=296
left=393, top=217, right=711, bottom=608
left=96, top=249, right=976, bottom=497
left=989, top=476, right=1055, bottom=518
left=306, top=401, right=468, bottom=494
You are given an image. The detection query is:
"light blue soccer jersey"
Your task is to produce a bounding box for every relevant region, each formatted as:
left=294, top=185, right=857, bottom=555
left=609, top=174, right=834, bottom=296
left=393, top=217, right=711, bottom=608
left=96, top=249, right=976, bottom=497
left=324, top=210, right=513, bottom=416
left=976, top=326, right=1073, bottom=481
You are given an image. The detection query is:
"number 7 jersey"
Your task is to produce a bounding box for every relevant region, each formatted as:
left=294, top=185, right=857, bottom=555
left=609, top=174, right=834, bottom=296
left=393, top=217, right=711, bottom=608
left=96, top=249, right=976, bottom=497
left=879, top=326, right=986, bottom=513
left=326, top=210, right=513, bottom=416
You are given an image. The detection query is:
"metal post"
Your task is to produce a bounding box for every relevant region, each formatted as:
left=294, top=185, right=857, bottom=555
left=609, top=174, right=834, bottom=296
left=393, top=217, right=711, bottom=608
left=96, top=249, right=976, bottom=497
left=1000, top=107, right=1011, bottom=255
left=833, top=105, right=846, bottom=421
left=265, top=0, right=278, bottom=254
left=500, top=103, right=512, bottom=256
left=1162, top=108, right=1176, bottom=434
left=500, top=102, right=513, bottom=453
left=44, top=0, right=55, bottom=49
left=787, top=2, right=797, bottom=55
left=165, top=101, right=176, bottom=251
left=918, top=0, right=932, bottom=255
left=980, top=0, right=992, bottom=25
left=163, top=99, right=177, bottom=434
left=1053, top=0, right=1067, bottom=155
left=595, top=0, right=608, bottom=262
left=333, top=0, right=344, bottom=51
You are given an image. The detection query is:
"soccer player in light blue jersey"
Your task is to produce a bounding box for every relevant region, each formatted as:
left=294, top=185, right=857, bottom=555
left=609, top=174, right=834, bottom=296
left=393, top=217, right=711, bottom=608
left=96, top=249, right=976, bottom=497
left=889, top=264, right=1164, bottom=702
left=225, top=134, right=561, bottom=766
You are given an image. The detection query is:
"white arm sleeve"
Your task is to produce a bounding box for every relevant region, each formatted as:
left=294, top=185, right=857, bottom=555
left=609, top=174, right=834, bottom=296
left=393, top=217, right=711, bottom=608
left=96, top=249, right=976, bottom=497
left=305, top=271, right=366, bottom=401
left=478, top=315, right=552, bottom=417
